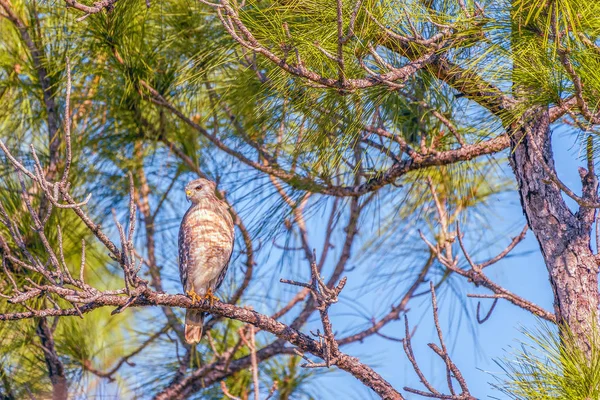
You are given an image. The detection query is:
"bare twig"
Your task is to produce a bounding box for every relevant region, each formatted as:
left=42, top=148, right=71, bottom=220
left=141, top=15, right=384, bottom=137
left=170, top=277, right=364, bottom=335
left=416, top=178, right=554, bottom=322
left=282, top=253, right=346, bottom=368
left=240, top=325, right=260, bottom=400
left=475, top=298, right=498, bottom=324
left=265, top=381, right=278, bottom=400
left=220, top=381, right=242, bottom=400
left=403, top=283, right=475, bottom=399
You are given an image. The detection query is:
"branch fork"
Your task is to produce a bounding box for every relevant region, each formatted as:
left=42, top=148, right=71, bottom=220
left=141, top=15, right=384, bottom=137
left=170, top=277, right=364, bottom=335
left=281, top=252, right=347, bottom=367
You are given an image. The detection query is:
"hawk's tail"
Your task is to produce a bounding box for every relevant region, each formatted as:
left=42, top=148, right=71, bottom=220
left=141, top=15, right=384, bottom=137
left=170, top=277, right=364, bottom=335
left=185, top=310, right=206, bottom=344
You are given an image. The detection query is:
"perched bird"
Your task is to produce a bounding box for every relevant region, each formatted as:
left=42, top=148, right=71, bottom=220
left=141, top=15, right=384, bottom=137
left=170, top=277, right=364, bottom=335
left=178, top=178, right=235, bottom=344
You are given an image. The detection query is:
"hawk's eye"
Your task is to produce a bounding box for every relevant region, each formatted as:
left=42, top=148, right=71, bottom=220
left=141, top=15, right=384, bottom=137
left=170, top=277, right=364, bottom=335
left=195, top=185, right=203, bottom=190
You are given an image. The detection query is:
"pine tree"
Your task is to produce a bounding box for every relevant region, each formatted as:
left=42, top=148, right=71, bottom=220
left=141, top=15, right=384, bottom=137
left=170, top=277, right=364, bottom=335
left=1, top=0, right=600, bottom=398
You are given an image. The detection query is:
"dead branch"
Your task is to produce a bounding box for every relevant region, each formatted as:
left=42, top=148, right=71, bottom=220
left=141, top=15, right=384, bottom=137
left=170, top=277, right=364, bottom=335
left=403, top=283, right=475, bottom=400
left=220, top=381, right=242, bottom=400
left=265, top=381, right=278, bottom=400
left=418, top=181, right=555, bottom=323
left=240, top=325, right=260, bottom=400
left=281, top=252, right=346, bottom=368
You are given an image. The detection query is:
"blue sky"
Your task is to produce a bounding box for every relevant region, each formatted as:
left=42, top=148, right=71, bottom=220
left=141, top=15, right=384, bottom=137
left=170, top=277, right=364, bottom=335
left=289, top=128, right=584, bottom=400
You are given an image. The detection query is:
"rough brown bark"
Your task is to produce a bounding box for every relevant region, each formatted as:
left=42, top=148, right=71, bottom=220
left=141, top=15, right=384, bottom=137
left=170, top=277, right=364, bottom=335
left=509, top=106, right=599, bottom=350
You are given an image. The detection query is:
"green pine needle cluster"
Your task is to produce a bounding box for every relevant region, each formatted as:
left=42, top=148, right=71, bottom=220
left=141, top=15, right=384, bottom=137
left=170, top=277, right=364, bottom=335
left=494, top=322, right=600, bottom=400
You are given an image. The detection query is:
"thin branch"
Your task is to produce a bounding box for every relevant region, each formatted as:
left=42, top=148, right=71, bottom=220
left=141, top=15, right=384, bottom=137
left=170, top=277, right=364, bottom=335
left=453, top=225, right=555, bottom=322
left=479, top=224, right=528, bottom=269
left=526, top=129, right=600, bottom=208
left=475, top=298, right=498, bottom=324
left=403, top=283, right=475, bottom=399
left=83, top=325, right=169, bottom=381
left=63, top=0, right=119, bottom=19
left=220, top=382, right=242, bottom=400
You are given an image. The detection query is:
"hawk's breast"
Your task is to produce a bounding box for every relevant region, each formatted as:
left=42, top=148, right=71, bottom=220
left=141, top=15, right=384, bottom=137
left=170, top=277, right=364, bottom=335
left=178, top=199, right=234, bottom=294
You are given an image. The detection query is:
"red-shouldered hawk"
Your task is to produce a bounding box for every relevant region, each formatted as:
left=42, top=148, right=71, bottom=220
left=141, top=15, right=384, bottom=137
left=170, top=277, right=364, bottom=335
left=178, top=178, right=235, bottom=344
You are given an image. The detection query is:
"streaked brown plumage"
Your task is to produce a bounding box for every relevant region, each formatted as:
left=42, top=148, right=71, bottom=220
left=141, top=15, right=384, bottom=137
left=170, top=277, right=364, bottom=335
left=178, top=178, right=234, bottom=343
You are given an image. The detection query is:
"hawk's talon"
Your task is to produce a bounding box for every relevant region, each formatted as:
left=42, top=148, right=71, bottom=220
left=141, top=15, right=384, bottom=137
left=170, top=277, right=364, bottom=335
left=203, top=288, right=219, bottom=308
left=186, top=288, right=202, bottom=304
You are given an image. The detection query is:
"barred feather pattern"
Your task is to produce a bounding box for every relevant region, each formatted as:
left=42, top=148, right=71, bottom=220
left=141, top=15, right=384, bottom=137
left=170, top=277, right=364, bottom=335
left=178, top=179, right=235, bottom=343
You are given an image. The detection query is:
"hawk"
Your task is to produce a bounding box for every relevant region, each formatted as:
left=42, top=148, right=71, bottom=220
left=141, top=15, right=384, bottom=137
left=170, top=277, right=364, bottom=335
left=178, top=178, right=235, bottom=344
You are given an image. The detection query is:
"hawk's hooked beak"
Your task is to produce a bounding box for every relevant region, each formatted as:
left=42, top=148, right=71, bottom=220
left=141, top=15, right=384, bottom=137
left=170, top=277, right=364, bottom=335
left=185, top=190, right=192, bottom=199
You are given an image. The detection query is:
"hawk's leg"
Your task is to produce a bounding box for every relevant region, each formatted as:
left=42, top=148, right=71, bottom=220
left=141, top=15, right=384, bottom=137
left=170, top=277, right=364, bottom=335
left=186, top=288, right=202, bottom=304
left=203, top=288, right=219, bottom=307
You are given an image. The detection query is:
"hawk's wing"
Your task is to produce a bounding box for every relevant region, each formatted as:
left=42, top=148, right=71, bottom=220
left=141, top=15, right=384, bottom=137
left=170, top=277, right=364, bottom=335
left=178, top=207, right=193, bottom=290
left=212, top=236, right=234, bottom=292
left=212, top=200, right=235, bottom=291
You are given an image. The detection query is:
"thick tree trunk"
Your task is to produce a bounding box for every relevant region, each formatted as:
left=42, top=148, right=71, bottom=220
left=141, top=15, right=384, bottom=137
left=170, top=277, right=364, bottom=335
left=508, top=106, right=599, bottom=350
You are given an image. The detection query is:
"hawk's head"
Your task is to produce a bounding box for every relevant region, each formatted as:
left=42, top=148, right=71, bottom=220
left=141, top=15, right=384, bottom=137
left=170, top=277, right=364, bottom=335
left=185, top=178, right=217, bottom=204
